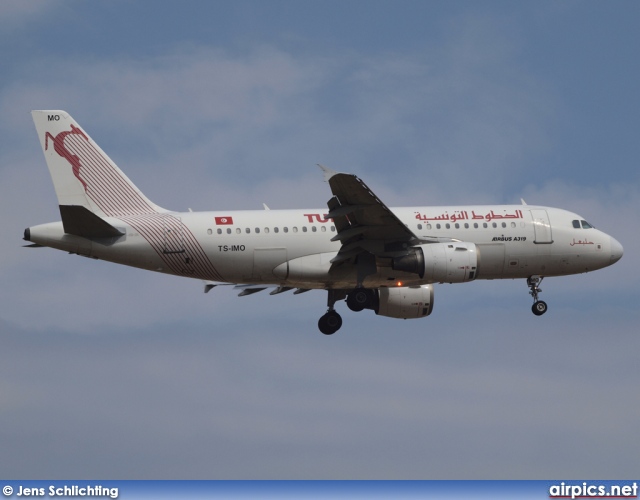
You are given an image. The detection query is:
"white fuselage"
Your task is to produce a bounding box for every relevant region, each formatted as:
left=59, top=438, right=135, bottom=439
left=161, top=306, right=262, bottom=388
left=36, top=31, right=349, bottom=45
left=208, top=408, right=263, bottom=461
left=28, top=204, right=621, bottom=289
left=26, top=110, right=625, bottom=332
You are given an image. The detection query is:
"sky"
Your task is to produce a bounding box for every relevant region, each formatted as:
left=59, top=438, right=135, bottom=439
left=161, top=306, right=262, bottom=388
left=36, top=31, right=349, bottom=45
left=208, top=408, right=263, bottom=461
left=0, top=0, right=639, bottom=479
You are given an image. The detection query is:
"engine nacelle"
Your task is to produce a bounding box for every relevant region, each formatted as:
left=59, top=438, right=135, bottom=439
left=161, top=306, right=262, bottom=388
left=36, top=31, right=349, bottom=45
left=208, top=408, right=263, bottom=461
left=376, top=284, right=434, bottom=319
left=392, top=242, right=479, bottom=283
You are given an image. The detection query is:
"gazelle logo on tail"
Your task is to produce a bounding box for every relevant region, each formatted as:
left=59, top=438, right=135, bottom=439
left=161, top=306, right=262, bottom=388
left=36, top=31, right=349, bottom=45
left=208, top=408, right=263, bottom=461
left=45, top=125, right=89, bottom=191
left=32, top=110, right=164, bottom=217
left=31, top=110, right=224, bottom=282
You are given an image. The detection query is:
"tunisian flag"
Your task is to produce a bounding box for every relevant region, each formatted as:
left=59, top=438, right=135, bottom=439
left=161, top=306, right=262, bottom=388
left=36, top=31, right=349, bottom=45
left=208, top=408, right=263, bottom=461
left=215, top=216, right=234, bottom=225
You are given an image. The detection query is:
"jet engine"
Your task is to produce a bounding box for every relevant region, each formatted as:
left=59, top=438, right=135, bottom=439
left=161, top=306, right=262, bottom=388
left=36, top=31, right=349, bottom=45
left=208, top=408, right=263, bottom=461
left=392, top=242, right=479, bottom=283
left=376, top=284, right=434, bottom=319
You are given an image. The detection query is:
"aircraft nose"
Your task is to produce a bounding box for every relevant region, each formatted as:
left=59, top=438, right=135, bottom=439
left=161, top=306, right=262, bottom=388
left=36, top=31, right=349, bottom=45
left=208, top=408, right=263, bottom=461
left=610, top=236, right=623, bottom=264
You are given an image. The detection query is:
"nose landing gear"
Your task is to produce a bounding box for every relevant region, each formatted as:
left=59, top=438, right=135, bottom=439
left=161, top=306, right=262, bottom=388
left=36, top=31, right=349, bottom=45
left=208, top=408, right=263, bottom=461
left=527, top=276, right=547, bottom=316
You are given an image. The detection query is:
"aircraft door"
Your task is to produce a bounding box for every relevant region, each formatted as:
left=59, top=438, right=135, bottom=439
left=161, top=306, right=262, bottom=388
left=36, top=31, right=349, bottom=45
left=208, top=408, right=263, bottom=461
left=530, top=209, right=553, bottom=244
left=161, top=215, right=197, bottom=276
left=162, top=215, right=185, bottom=254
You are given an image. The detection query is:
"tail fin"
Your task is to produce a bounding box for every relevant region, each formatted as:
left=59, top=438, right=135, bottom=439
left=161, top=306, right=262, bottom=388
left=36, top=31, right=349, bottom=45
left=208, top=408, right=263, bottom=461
left=32, top=110, right=165, bottom=217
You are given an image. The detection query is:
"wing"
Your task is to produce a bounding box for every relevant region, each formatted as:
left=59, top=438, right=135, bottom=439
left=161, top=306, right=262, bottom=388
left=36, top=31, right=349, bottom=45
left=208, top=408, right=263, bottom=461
left=319, top=165, right=420, bottom=266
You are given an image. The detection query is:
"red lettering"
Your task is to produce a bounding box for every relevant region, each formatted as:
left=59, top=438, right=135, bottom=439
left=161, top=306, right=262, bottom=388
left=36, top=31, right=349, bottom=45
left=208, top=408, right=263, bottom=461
left=303, top=213, right=333, bottom=223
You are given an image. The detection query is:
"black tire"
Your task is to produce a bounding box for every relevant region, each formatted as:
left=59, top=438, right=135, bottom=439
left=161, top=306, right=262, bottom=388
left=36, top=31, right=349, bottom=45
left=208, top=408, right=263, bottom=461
left=532, top=300, right=548, bottom=316
left=318, top=311, right=342, bottom=335
left=347, top=289, right=373, bottom=311
left=318, top=316, right=333, bottom=334
left=353, top=289, right=369, bottom=305
left=346, top=293, right=365, bottom=312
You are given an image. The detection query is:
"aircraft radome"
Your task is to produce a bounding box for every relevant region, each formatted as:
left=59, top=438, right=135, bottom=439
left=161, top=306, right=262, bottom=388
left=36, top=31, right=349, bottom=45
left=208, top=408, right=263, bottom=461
left=24, top=111, right=624, bottom=334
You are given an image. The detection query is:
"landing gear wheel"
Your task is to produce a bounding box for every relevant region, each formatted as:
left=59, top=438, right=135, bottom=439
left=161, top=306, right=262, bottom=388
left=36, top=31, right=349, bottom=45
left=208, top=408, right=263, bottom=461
left=532, top=300, right=547, bottom=316
left=527, top=276, right=547, bottom=316
left=318, top=310, right=343, bottom=335
left=346, top=289, right=373, bottom=312
left=346, top=292, right=365, bottom=312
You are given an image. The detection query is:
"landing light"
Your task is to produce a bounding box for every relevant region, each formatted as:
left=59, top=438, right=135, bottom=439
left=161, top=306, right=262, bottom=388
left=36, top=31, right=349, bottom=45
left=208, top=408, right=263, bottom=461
left=396, top=281, right=403, bottom=287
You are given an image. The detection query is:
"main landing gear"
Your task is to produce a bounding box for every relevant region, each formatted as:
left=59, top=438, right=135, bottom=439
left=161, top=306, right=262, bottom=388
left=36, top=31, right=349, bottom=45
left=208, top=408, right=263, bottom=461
left=318, top=288, right=378, bottom=334
left=527, top=275, right=548, bottom=316
left=318, top=289, right=347, bottom=335
left=318, top=310, right=342, bottom=335
left=346, top=288, right=376, bottom=312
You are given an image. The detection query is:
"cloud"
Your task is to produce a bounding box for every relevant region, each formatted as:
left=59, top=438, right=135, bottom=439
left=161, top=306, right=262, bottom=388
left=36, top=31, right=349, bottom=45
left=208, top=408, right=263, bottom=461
left=1, top=7, right=637, bottom=480
left=0, top=27, right=563, bottom=333
left=1, top=33, right=633, bottom=332
left=0, top=0, right=57, bottom=28
left=2, top=19, right=555, bottom=206
left=2, top=308, right=639, bottom=479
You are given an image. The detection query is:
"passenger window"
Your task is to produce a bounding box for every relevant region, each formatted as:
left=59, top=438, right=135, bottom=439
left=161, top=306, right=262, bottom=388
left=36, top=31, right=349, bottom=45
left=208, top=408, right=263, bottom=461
left=284, top=227, right=289, bottom=233
left=236, top=228, right=241, bottom=234
left=226, top=228, right=232, bottom=234
left=492, top=222, right=497, bottom=228
left=302, top=227, right=308, bottom=233
left=417, top=223, right=423, bottom=230
left=455, top=223, right=460, bottom=229
left=483, top=223, right=488, bottom=228
left=426, top=224, right=432, bottom=230
left=312, top=226, right=317, bottom=232
left=274, top=227, right=279, bottom=233
left=264, top=228, right=269, bottom=234
left=445, top=223, right=450, bottom=229
left=464, top=223, right=469, bottom=229
left=330, top=226, right=336, bottom=232
left=473, top=223, right=478, bottom=229
left=293, top=227, right=298, bottom=233
left=572, top=220, right=581, bottom=229
left=501, top=222, right=506, bottom=228
left=255, top=228, right=260, bottom=234
left=246, top=228, right=250, bottom=234
left=511, top=222, right=516, bottom=228
left=581, top=220, right=593, bottom=229
left=321, top=226, right=326, bottom=232
left=215, top=228, right=220, bottom=235
left=436, top=224, right=441, bottom=229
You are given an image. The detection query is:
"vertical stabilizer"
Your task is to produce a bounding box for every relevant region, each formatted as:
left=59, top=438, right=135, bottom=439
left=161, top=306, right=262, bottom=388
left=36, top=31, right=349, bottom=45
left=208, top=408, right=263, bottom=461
left=32, top=110, right=165, bottom=217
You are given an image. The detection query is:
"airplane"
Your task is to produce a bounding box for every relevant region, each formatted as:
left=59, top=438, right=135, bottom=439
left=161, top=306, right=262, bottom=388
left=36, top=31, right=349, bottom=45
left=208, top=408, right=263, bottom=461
left=24, top=110, right=624, bottom=335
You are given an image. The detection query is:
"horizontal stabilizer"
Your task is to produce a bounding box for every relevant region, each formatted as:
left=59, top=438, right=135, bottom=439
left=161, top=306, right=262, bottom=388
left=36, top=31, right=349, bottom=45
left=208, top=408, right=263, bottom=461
left=59, top=205, right=123, bottom=238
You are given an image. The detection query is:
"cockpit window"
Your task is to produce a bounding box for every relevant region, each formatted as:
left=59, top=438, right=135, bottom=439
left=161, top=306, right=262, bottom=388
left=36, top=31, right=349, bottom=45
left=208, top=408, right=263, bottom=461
left=572, top=220, right=580, bottom=229
left=581, top=220, right=594, bottom=229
